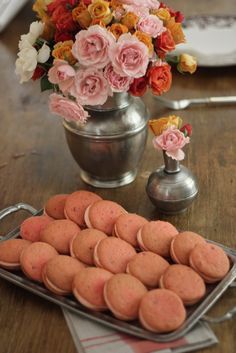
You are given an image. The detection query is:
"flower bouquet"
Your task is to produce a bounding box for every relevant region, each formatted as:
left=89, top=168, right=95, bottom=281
left=15, top=0, right=197, bottom=125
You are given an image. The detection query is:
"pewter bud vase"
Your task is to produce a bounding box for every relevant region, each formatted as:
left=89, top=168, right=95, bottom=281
left=146, top=151, right=198, bottom=214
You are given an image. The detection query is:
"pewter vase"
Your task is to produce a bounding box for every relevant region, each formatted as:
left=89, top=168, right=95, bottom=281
left=63, top=93, right=149, bottom=188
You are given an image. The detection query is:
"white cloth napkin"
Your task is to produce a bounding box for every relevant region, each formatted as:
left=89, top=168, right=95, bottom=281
left=63, top=309, right=218, bottom=353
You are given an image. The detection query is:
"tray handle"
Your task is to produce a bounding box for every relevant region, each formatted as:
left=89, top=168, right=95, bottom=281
left=0, top=203, right=38, bottom=241
left=203, top=305, right=236, bottom=324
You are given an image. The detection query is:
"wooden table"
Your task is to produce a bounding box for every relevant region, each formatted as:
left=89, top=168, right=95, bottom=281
left=0, top=1, right=236, bottom=352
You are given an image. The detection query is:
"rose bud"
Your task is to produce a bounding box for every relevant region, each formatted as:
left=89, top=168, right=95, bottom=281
left=177, top=54, right=197, bottom=74
left=129, top=76, right=148, bottom=97
left=180, top=123, right=192, bottom=137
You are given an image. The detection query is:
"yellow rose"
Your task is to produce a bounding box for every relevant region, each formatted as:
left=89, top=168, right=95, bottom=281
left=33, top=0, right=53, bottom=19
left=134, top=31, right=153, bottom=55
left=109, top=23, right=128, bottom=40
left=166, top=17, right=185, bottom=45
left=121, top=12, right=139, bottom=31
left=178, top=54, right=197, bottom=74
left=52, top=41, right=77, bottom=65
left=72, top=5, right=92, bottom=29
left=152, top=8, right=171, bottom=24
left=88, top=0, right=113, bottom=25
left=149, top=116, right=182, bottom=136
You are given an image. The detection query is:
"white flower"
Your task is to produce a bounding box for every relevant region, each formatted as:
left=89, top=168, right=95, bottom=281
left=18, top=21, right=44, bottom=50
left=37, top=43, right=50, bottom=63
left=15, top=47, right=38, bottom=83
left=29, top=21, right=44, bottom=39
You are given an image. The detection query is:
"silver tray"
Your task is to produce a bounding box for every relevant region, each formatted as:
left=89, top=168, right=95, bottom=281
left=0, top=203, right=236, bottom=342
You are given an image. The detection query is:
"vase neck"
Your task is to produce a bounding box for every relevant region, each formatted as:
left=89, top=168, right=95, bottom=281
left=163, top=151, right=180, bottom=173
left=86, top=92, right=131, bottom=112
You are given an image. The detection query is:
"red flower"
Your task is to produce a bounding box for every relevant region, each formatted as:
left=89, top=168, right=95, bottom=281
left=54, top=30, right=74, bottom=42
left=56, top=12, right=78, bottom=32
left=32, top=66, right=45, bottom=81
left=148, top=63, right=172, bottom=96
left=155, top=29, right=175, bottom=59
left=180, top=124, right=192, bottom=137
left=47, top=0, right=78, bottom=15
left=129, top=76, right=148, bottom=97
left=159, top=2, right=184, bottom=23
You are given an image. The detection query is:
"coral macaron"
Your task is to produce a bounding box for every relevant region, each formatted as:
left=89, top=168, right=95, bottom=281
left=73, top=267, right=113, bottom=311
left=64, top=190, right=102, bottom=227
left=139, top=289, right=186, bottom=333
left=85, top=200, right=127, bottom=236
left=40, top=219, right=81, bottom=254
left=20, top=215, right=53, bottom=242
left=42, top=255, right=85, bottom=295
left=44, top=194, right=68, bottom=219
left=70, top=228, right=107, bottom=266
left=104, top=273, right=148, bottom=320
left=137, top=221, right=178, bottom=258
left=126, top=251, right=169, bottom=288
left=94, top=237, right=136, bottom=274
left=0, top=239, right=31, bottom=270
left=20, top=242, right=58, bottom=282
left=113, top=213, right=148, bottom=247
left=189, top=243, right=230, bottom=283
left=159, top=264, right=206, bottom=305
left=170, top=231, right=206, bottom=265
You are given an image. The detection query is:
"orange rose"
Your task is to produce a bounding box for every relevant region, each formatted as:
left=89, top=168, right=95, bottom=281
left=134, top=31, right=153, bottom=55
left=121, top=12, right=139, bottom=31
left=177, top=54, right=197, bottom=74
left=149, top=115, right=182, bottom=136
left=109, top=23, right=128, bottom=39
left=152, top=8, right=171, bottom=24
left=166, top=17, right=185, bottom=45
left=40, top=15, right=55, bottom=41
left=148, top=63, right=172, bottom=96
left=72, top=5, right=92, bottom=28
left=33, top=0, right=53, bottom=19
left=90, top=18, right=107, bottom=27
left=110, top=0, right=123, bottom=9
left=52, top=40, right=77, bottom=65
left=88, top=0, right=113, bottom=25
left=155, top=29, right=175, bottom=59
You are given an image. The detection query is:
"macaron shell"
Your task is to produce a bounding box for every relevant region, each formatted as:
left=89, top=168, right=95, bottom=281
left=85, top=200, right=127, bottom=235
left=42, top=255, right=85, bottom=295
left=138, top=221, right=178, bottom=258
left=104, top=273, right=148, bottom=320
left=40, top=219, right=81, bottom=254
left=20, top=242, right=58, bottom=282
left=20, top=215, right=53, bottom=242
left=64, top=190, right=102, bottom=227
left=73, top=267, right=113, bottom=310
left=126, top=251, right=170, bottom=288
left=139, top=289, right=186, bottom=333
left=94, top=237, right=136, bottom=274
left=170, top=231, right=206, bottom=265
left=70, top=228, right=107, bottom=265
left=159, top=264, right=206, bottom=305
left=0, top=239, right=31, bottom=270
left=189, top=243, right=230, bottom=283
left=44, top=194, right=68, bottom=219
left=113, top=213, right=148, bottom=247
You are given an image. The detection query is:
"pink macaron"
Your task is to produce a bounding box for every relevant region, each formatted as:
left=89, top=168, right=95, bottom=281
left=73, top=267, right=113, bottom=311
left=42, top=255, right=85, bottom=295
left=189, top=243, right=230, bottom=283
left=126, top=251, right=170, bottom=288
left=137, top=221, right=178, bottom=258
left=94, top=237, right=136, bottom=274
left=84, top=200, right=127, bottom=236
left=0, top=239, right=31, bottom=270
left=20, top=242, right=58, bottom=282
left=20, top=215, right=53, bottom=242
left=139, top=289, right=186, bottom=333
left=64, top=190, right=102, bottom=227
left=40, top=219, right=81, bottom=254
left=70, top=228, right=107, bottom=266
left=170, top=231, right=206, bottom=265
left=44, top=194, right=68, bottom=219
left=160, top=264, right=206, bottom=305
left=104, top=273, right=148, bottom=320
left=113, top=213, right=148, bottom=247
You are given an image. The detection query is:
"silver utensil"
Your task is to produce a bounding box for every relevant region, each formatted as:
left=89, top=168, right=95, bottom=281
left=154, top=96, right=236, bottom=110
left=203, top=306, right=236, bottom=324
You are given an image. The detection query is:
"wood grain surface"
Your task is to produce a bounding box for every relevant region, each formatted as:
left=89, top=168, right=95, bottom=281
left=0, top=1, right=236, bottom=352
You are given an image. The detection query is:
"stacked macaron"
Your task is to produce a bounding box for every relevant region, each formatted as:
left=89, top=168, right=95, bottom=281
left=0, top=189, right=231, bottom=334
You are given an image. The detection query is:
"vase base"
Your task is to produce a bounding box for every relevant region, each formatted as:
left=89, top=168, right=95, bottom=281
left=80, top=170, right=137, bottom=188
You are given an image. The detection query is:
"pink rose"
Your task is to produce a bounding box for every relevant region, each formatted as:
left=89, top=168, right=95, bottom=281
left=70, top=67, right=112, bottom=106
left=48, top=60, right=75, bottom=94
left=143, top=0, right=160, bottom=10
left=109, top=33, right=149, bottom=78
left=123, top=5, right=149, bottom=18
left=104, top=63, right=133, bottom=92
left=72, top=25, right=115, bottom=69
left=137, top=15, right=165, bottom=38
left=49, top=93, right=89, bottom=124
left=153, top=126, right=190, bottom=160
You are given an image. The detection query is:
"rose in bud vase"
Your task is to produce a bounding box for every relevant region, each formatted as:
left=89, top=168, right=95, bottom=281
left=15, top=0, right=197, bottom=188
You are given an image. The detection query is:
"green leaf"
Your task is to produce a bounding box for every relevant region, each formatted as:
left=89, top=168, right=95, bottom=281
left=40, top=75, right=53, bottom=92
